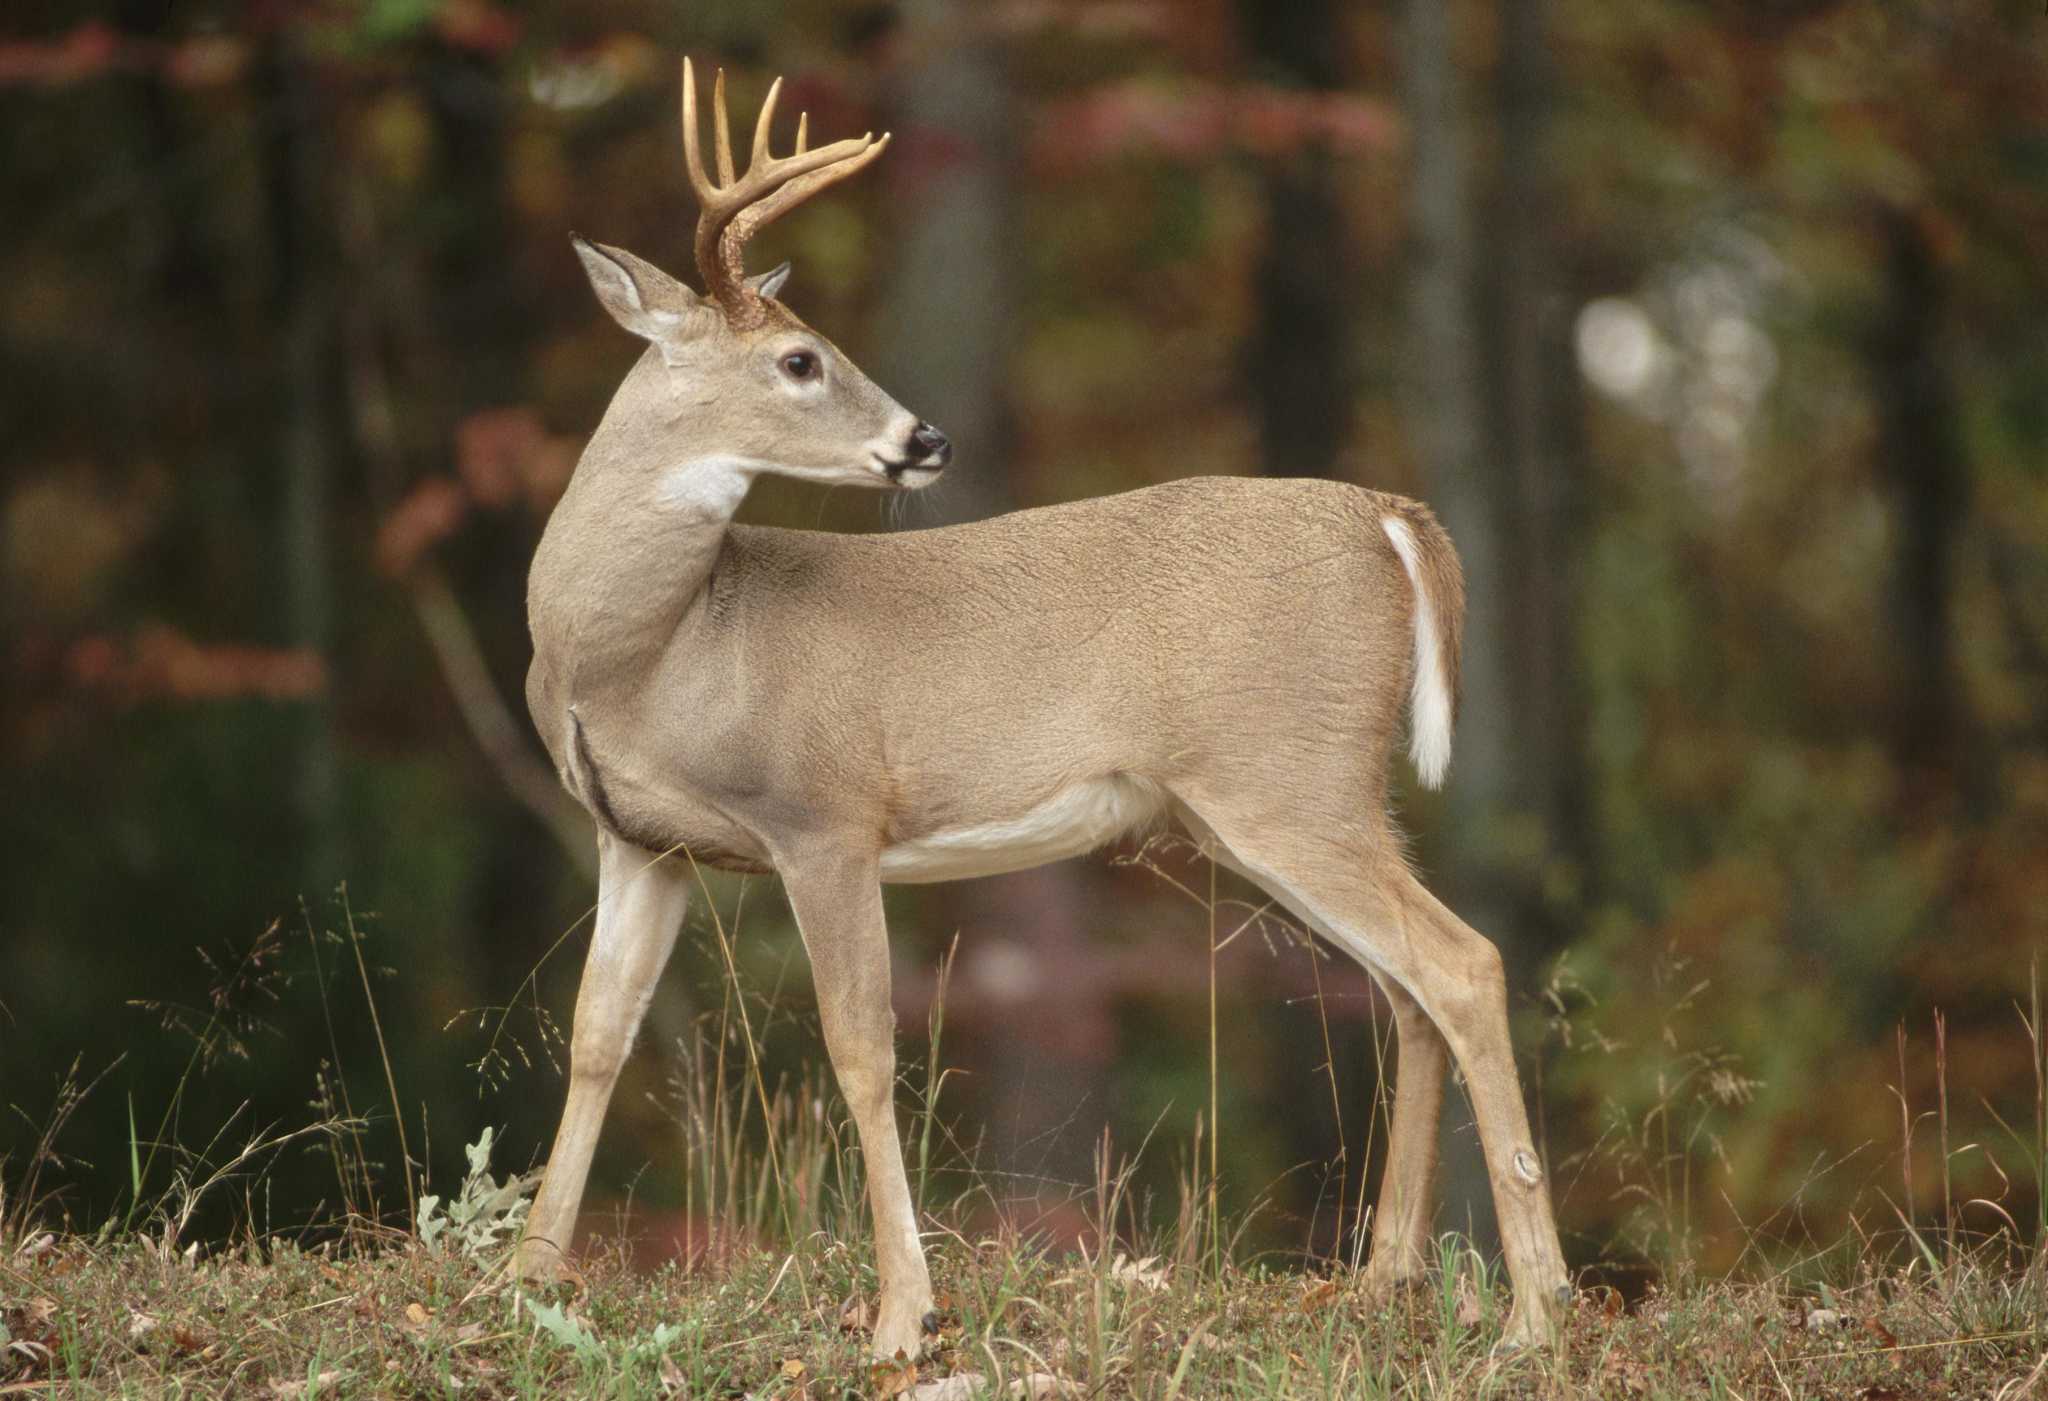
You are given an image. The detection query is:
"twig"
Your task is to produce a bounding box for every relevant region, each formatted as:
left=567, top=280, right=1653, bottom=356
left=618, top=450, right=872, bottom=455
left=408, top=566, right=595, bottom=875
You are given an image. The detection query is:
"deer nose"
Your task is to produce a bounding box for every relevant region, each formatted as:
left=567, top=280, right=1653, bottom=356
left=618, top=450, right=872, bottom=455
left=909, top=421, right=952, bottom=466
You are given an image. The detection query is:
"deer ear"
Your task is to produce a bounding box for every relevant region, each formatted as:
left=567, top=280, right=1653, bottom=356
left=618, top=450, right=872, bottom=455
left=571, top=236, right=707, bottom=345
left=747, top=262, right=792, bottom=301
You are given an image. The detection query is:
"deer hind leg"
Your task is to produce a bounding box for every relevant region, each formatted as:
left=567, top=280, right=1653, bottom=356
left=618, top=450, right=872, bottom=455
left=1360, top=977, right=1448, bottom=1295
left=1175, top=805, right=1445, bottom=1295
left=518, top=833, right=692, bottom=1283
left=777, top=847, right=935, bottom=1362
left=1173, top=792, right=1570, bottom=1347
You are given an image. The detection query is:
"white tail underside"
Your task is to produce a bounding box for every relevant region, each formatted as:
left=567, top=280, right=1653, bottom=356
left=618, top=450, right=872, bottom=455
left=1380, top=515, right=1453, bottom=789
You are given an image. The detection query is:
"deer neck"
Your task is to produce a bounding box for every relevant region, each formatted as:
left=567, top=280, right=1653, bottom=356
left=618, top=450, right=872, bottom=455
left=529, top=385, right=756, bottom=699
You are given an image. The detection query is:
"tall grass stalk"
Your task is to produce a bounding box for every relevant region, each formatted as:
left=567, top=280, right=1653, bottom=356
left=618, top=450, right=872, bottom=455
left=914, top=935, right=959, bottom=1218
left=340, top=886, right=416, bottom=1231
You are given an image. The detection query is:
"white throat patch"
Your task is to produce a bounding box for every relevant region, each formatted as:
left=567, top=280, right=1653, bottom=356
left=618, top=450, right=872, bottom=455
left=655, top=454, right=768, bottom=520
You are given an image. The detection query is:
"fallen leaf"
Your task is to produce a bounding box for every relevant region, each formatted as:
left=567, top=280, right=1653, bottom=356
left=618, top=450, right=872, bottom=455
left=871, top=1354, right=919, bottom=1397
left=1805, top=1307, right=1845, bottom=1332
left=1010, top=1378, right=1071, bottom=1400
left=908, top=1375, right=985, bottom=1401
left=1862, top=1316, right=1899, bottom=1348
left=780, top=1357, right=807, bottom=1379
left=1599, top=1351, right=1650, bottom=1396
left=270, top=1371, right=347, bottom=1398
left=1110, top=1254, right=1168, bottom=1291
left=404, top=1302, right=431, bottom=1328
left=127, top=1310, right=158, bottom=1345
left=658, top=1352, right=686, bottom=1395
left=1455, top=1275, right=1483, bottom=1328
left=839, top=1296, right=871, bottom=1333
left=1301, top=1279, right=1338, bottom=1312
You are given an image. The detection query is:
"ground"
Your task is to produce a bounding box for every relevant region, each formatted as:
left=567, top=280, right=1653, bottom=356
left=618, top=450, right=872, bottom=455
left=4, top=1224, right=2046, bottom=1398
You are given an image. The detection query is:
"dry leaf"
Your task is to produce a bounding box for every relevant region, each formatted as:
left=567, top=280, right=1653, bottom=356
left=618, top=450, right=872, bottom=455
left=659, top=1352, right=686, bottom=1395
left=1862, top=1316, right=1899, bottom=1348
left=1599, top=1351, right=1650, bottom=1396
left=908, top=1376, right=1073, bottom=1400
left=1805, top=1307, right=1845, bottom=1332
left=871, top=1354, right=919, bottom=1398
left=780, top=1357, right=807, bottom=1379
left=839, top=1296, right=871, bottom=1333
left=1455, top=1275, right=1483, bottom=1328
left=1010, top=1376, right=1072, bottom=1399
left=404, top=1302, right=431, bottom=1328
left=908, top=1376, right=986, bottom=1401
left=1301, top=1279, right=1338, bottom=1312
left=126, top=1310, right=158, bottom=1344
left=1110, top=1254, right=1168, bottom=1291
left=270, top=1371, right=346, bottom=1398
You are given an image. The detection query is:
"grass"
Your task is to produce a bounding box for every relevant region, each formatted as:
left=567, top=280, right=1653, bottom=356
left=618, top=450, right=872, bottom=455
left=4, top=1208, right=2047, bottom=1396
left=6, top=879, right=2048, bottom=1395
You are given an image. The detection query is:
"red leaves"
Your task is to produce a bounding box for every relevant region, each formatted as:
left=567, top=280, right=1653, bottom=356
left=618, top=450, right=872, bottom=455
left=64, top=626, right=326, bottom=704
left=454, top=408, right=575, bottom=511
left=375, top=478, right=469, bottom=580
left=0, top=24, right=248, bottom=90
left=375, top=408, right=576, bottom=578
left=1032, top=79, right=1398, bottom=172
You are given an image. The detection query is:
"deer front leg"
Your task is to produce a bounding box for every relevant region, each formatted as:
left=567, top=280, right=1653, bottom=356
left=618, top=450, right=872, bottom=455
left=779, top=848, right=934, bottom=1361
left=518, top=833, right=691, bottom=1283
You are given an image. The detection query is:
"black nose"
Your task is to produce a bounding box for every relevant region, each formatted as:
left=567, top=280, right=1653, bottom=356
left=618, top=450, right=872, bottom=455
left=909, top=421, right=952, bottom=466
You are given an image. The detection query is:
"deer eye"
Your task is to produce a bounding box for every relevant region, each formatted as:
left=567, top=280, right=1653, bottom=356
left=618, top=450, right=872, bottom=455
left=780, top=351, right=819, bottom=382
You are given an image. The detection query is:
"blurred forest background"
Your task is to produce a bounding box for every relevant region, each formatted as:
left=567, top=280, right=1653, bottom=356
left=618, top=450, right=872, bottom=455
left=4, top=0, right=2047, bottom=1289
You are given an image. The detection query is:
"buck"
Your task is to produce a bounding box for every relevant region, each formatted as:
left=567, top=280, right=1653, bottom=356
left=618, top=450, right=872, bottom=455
left=515, top=60, right=1571, bottom=1357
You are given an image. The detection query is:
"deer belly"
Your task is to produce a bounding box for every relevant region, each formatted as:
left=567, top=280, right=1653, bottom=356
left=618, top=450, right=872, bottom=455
left=878, top=775, right=1167, bottom=884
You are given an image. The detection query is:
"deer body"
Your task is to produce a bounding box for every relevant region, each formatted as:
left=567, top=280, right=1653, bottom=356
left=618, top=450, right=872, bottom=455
left=515, top=61, right=1570, bottom=1361
left=534, top=470, right=1418, bottom=881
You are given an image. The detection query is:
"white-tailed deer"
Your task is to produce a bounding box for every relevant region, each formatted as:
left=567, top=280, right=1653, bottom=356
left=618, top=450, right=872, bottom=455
left=516, top=59, right=1571, bottom=1357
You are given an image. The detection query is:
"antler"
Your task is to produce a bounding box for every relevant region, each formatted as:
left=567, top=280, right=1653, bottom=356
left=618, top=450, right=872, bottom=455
left=681, top=57, right=891, bottom=327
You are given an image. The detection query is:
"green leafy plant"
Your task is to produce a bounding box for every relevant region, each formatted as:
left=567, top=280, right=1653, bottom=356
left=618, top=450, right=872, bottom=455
left=416, top=1129, right=538, bottom=1258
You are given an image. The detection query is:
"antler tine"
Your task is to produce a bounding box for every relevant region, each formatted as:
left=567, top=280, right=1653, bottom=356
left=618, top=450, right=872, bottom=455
left=680, top=57, right=710, bottom=204
left=712, top=67, right=735, bottom=187
left=727, top=132, right=891, bottom=252
left=751, top=77, right=782, bottom=169
left=680, top=57, right=891, bottom=324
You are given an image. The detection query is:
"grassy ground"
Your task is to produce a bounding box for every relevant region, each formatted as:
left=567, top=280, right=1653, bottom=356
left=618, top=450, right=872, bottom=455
left=7, top=907, right=2047, bottom=1395
left=5, top=1211, right=2047, bottom=1397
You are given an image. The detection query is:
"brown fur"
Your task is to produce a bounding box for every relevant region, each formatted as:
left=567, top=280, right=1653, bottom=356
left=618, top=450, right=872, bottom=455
left=515, top=68, right=1567, bottom=1360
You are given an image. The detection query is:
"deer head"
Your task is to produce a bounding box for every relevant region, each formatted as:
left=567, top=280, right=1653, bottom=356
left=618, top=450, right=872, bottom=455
left=569, top=59, right=950, bottom=494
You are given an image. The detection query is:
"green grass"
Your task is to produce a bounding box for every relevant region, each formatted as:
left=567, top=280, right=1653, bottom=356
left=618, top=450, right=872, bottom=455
left=8, top=893, right=2048, bottom=1395
left=4, top=1213, right=2047, bottom=1397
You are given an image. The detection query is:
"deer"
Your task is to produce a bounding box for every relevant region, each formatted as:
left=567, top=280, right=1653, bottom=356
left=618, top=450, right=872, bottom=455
left=514, top=58, right=1572, bottom=1359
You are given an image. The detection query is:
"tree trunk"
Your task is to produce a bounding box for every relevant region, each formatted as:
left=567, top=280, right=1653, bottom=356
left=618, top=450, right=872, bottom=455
left=1401, top=0, right=1507, bottom=1252
left=1871, top=206, right=1965, bottom=791
left=257, top=31, right=341, bottom=889
left=1237, top=0, right=1353, bottom=480
left=1486, top=0, right=1586, bottom=960
left=879, top=3, right=1103, bottom=1208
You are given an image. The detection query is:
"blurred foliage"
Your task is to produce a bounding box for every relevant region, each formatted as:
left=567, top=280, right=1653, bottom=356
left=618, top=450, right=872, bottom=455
left=2, top=0, right=2046, bottom=1287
